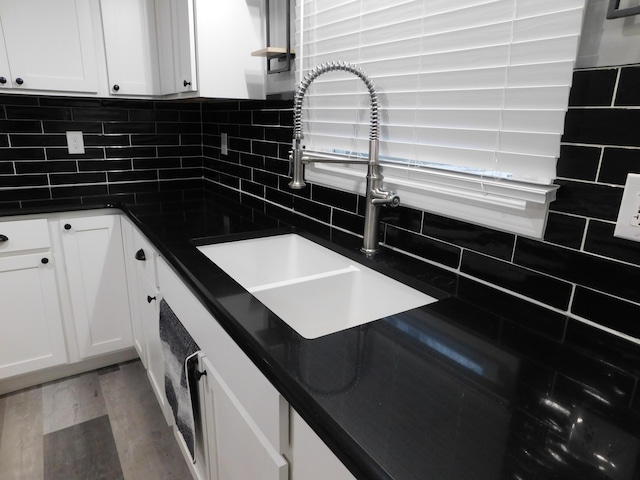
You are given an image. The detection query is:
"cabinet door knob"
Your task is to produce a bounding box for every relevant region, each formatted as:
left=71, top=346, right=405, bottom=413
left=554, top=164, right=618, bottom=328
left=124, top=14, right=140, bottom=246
left=147, top=295, right=156, bottom=303
left=113, top=84, right=120, bottom=91
left=41, top=257, right=49, bottom=264
left=183, top=80, right=191, bottom=87
left=64, top=223, right=72, bottom=230
left=194, top=369, right=207, bottom=381
left=135, top=249, right=146, bottom=261
left=15, top=77, right=24, bottom=85
left=0, top=234, right=8, bottom=242
left=0, top=77, right=6, bottom=84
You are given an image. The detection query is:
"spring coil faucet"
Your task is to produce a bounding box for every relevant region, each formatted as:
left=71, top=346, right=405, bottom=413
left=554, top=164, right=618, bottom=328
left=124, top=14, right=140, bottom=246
left=289, top=61, right=399, bottom=255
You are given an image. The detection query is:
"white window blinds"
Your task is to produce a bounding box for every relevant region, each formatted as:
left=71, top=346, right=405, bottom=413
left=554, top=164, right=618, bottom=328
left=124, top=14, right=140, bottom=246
left=296, top=0, right=585, bottom=185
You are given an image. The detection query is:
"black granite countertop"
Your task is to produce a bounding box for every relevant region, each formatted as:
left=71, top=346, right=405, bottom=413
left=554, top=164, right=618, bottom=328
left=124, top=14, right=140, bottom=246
left=3, top=184, right=640, bottom=480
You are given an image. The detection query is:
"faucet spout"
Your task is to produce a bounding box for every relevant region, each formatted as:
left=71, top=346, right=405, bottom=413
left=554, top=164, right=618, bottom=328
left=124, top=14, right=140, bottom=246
left=289, top=61, right=398, bottom=255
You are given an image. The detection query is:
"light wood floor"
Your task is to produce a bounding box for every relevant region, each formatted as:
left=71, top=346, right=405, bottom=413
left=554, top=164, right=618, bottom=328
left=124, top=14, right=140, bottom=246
left=0, top=360, right=191, bottom=480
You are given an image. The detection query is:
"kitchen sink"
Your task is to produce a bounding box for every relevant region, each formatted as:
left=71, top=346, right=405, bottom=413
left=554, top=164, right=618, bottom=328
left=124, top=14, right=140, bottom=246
left=196, top=234, right=437, bottom=339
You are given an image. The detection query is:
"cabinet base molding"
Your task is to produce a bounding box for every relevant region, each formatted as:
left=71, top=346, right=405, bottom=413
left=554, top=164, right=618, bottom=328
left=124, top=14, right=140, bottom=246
left=0, top=348, right=138, bottom=396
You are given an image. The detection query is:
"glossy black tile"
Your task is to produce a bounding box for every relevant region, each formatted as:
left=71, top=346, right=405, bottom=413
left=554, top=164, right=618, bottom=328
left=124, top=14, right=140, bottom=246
left=563, top=108, right=640, bottom=147
left=556, top=144, right=601, bottom=181
left=0, top=162, right=13, bottom=175
left=0, top=94, right=39, bottom=106
left=0, top=119, right=42, bottom=133
left=72, top=107, right=128, bottom=122
left=156, top=122, right=201, bottom=134
left=293, top=196, right=331, bottom=223
left=40, top=97, right=101, bottom=108
left=157, top=145, right=202, bottom=157
left=551, top=180, right=623, bottom=221
left=46, top=147, right=104, bottom=160
left=0, top=135, right=7, bottom=147
left=461, top=250, right=572, bottom=310
left=568, top=68, right=617, bottom=106
left=584, top=220, right=640, bottom=265
left=422, top=212, right=515, bottom=260
left=252, top=110, right=279, bottom=125
left=265, top=186, right=294, bottom=208
left=572, top=287, right=640, bottom=338
left=0, top=187, right=50, bottom=202
left=50, top=172, right=106, bottom=185
left=6, top=105, right=71, bottom=121
left=229, top=137, right=251, bottom=153
left=385, top=225, right=461, bottom=268
left=104, top=122, right=155, bottom=134
left=15, top=160, right=77, bottom=174
left=253, top=169, right=280, bottom=188
left=312, top=184, right=358, bottom=212
left=228, top=110, right=251, bottom=125
left=514, top=237, right=640, bottom=304
left=543, top=212, right=586, bottom=250
left=105, top=146, right=156, bottom=159
left=9, top=134, right=66, bottom=147
left=598, top=147, right=640, bottom=185
left=332, top=209, right=364, bottom=235
left=379, top=205, right=423, bottom=234
left=264, top=126, right=292, bottom=143
left=78, top=159, right=132, bottom=172
left=0, top=147, right=45, bottom=161
left=615, top=66, right=640, bottom=106
left=240, top=179, right=265, bottom=197
left=252, top=140, right=278, bottom=157
left=239, top=152, right=265, bottom=170
left=108, top=170, right=158, bottom=182
left=0, top=174, right=48, bottom=187
left=265, top=157, right=289, bottom=176
left=42, top=120, right=102, bottom=134
left=134, top=134, right=180, bottom=147
left=51, top=185, right=108, bottom=199
left=159, top=167, right=201, bottom=180
left=179, top=110, right=202, bottom=123
left=83, top=134, right=130, bottom=147
left=109, top=181, right=159, bottom=195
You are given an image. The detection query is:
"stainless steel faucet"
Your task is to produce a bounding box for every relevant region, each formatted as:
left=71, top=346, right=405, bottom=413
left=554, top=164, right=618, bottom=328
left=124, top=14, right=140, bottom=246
left=289, top=61, right=399, bottom=255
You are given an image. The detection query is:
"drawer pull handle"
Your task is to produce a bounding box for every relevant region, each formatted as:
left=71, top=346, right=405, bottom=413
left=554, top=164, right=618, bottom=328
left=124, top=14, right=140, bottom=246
left=41, top=257, right=49, bottom=264
left=0, top=234, right=7, bottom=242
left=135, top=249, right=146, bottom=261
left=147, top=295, right=156, bottom=303
left=64, top=224, right=72, bottom=230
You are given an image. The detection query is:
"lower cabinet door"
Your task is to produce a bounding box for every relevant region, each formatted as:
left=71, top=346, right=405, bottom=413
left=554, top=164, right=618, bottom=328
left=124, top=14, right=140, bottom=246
left=201, top=356, right=288, bottom=480
left=140, top=278, right=172, bottom=425
left=60, top=215, right=133, bottom=358
left=0, top=253, right=67, bottom=379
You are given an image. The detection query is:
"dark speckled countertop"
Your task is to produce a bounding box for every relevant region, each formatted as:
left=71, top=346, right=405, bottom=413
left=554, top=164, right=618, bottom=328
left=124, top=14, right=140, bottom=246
left=4, top=184, right=640, bottom=480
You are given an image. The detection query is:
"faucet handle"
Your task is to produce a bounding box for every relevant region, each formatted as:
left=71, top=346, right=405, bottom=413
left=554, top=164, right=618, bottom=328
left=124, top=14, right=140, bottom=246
left=371, top=192, right=400, bottom=207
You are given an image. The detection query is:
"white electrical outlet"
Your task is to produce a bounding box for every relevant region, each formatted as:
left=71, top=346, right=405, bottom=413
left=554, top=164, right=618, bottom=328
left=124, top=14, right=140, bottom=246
left=221, top=132, right=228, bottom=156
left=66, top=131, right=85, bottom=154
left=614, top=173, right=640, bottom=242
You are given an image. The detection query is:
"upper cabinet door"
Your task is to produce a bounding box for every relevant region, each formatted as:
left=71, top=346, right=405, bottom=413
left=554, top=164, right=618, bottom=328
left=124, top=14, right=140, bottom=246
left=0, top=0, right=99, bottom=93
left=0, top=19, right=12, bottom=90
left=155, top=0, right=197, bottom=95
left=100, top=0, right=161, bottom=96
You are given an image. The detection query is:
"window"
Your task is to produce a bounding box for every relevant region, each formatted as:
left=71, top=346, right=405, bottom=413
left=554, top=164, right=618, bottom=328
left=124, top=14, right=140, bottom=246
left=295, top=0, right=586, bottom=237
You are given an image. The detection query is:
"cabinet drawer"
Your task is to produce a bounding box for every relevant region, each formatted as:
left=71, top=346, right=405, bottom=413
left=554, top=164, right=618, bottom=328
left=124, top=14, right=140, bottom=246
left=0, top=218, right=50, bottom=254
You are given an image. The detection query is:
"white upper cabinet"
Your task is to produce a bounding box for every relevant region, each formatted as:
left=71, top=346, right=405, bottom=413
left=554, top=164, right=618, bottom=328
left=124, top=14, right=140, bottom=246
left=100, top=0, right=161, bottom=96
left=0, top=0, right=99, bottom=93
left=155, top=0, right=197, bottom=95
left=192, top=0, right=265, bottom=99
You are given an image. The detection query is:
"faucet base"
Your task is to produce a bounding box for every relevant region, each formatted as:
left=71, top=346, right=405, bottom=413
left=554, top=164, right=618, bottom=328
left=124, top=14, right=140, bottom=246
left=360, top=246, right=379, bottom=256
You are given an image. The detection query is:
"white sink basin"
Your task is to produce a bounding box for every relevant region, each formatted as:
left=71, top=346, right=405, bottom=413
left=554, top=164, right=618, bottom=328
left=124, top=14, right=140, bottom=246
left=197, top=234, right=438, bottom=339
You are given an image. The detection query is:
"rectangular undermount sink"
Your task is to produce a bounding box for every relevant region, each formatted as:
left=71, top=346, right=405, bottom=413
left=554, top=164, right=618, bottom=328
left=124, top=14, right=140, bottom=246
left=197, top=234, right=437, bottom=339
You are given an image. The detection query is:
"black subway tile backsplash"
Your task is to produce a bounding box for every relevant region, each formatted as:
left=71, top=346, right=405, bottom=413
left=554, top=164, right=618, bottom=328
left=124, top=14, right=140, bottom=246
left=551, top=179, right=623, bottom=221
left=0, top=94, right=202, bottom=210
left=598, top=147, right=640, bottom=185
left=568, top=68, right=617, bottom=106
left=584, top=220, right=640, bottom=265
left=461, top=250, right=573, bottom=310
left=572, top=287, right=640, bottom=338
left=563, top=108, right=640, bottom=147
left=615, top=66, right=640, bottom=106
left=556, top=144, right=601, bottom=181
left=543, top=212, right=586, bottom=250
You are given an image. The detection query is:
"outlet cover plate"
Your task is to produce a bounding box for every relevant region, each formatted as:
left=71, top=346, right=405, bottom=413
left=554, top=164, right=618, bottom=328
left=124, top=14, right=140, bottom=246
left=66, top=131, right=85, bottom=154
left=614, top=173, right=640, bottom=242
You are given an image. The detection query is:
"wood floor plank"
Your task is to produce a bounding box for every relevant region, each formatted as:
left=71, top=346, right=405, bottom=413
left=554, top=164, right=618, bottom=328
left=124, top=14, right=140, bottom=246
left=99, top=361, right=191, bottom=480
left=42, top=371, right=108, bottom=435
left=0, top=387, right=44, bottom=480
left=43, top=415, right=123, bottom=480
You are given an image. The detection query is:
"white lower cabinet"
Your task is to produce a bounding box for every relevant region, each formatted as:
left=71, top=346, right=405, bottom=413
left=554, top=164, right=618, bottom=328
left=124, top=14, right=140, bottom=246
left=201, top=355, right=288, bottom=480
left=0, top=253, right=68, bottom=379
left=59, top=214, right=133, bottom=359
